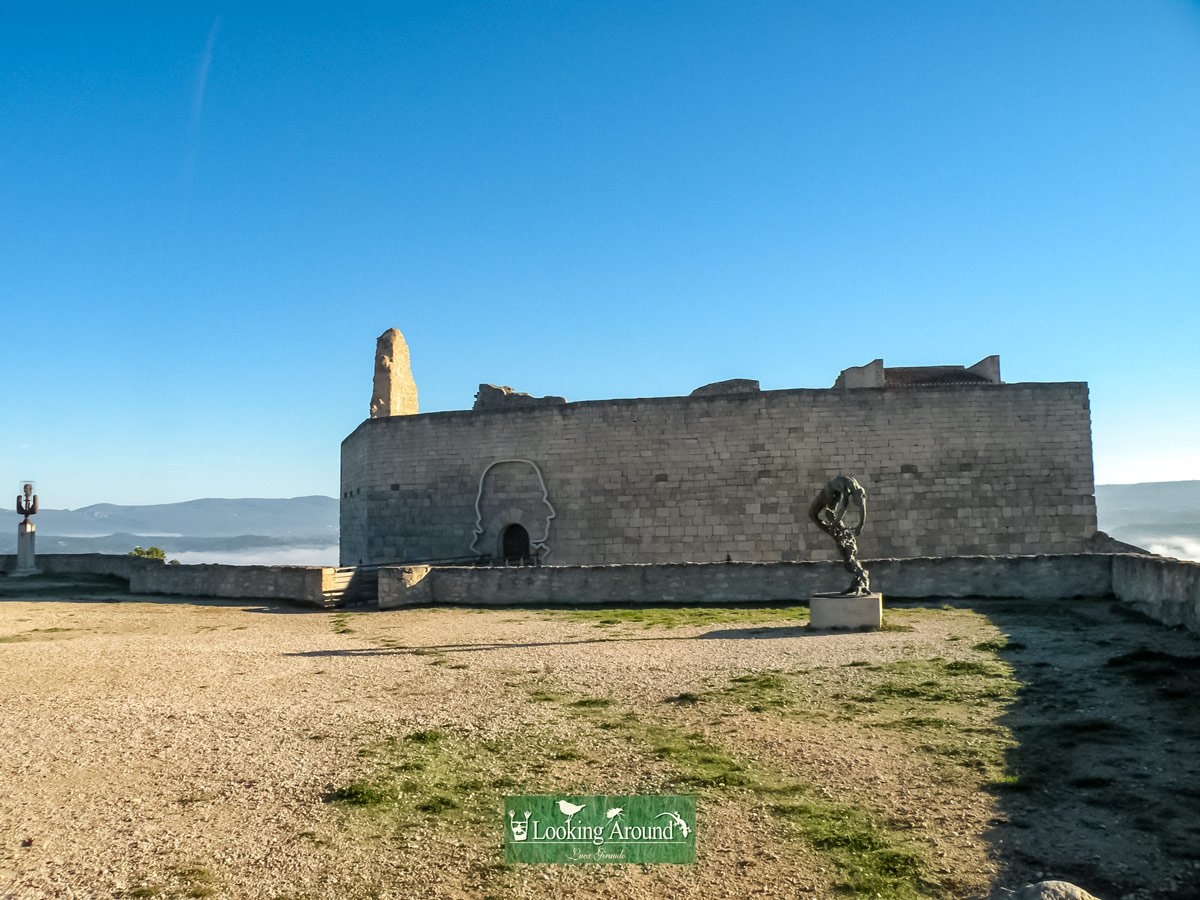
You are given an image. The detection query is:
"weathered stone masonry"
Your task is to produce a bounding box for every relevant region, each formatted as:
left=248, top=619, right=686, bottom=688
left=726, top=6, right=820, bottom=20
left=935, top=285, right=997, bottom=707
left=340, top=379, right=1097, bottom=566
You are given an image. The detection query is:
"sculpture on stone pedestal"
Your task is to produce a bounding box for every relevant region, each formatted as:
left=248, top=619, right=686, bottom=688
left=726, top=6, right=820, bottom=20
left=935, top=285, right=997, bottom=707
left=808, top=475, right=871, bottom=596
left=17, top=483, right=37, bottom=524
left=14, top=482, right=39, bottom=576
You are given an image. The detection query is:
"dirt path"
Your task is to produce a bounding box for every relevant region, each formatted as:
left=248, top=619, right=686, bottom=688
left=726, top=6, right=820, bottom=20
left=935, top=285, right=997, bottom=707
left=0, top=577, right=1197, bottom=899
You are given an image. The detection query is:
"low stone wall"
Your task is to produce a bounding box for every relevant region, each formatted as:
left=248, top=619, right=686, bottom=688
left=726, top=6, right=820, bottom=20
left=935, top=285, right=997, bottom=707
left=1112, top=554, right=1200, bottom=633
left=0, top=553, right=337, bottom=608
left=6, top=552, right=1198, bottom=629
left=378, top=554, right=1117, bottom=610
left=867, top=554, right=1113, bottom=601
left=0, top=553, right=159, bottom=580
left=129, top=563, right=335, bottom=608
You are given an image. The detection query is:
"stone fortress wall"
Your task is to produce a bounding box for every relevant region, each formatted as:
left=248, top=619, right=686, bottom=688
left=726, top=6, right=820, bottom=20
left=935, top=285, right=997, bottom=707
left=340, top=333, right=1097, bottom=567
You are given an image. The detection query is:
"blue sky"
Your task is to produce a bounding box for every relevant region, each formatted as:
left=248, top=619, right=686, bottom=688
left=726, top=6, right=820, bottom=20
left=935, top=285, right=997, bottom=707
left=2, top=1, right=1198, bottom=507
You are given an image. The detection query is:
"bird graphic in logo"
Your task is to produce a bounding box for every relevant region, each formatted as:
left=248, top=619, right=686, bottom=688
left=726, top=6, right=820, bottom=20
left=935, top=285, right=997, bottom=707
left=557, top=799, right=586, bottom=826
left=656, top=810, right=691, bottom=837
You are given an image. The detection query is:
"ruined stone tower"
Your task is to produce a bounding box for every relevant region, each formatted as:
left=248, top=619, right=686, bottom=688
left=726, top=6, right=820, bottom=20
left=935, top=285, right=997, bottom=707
left=369, top=328, right=418, bottom=418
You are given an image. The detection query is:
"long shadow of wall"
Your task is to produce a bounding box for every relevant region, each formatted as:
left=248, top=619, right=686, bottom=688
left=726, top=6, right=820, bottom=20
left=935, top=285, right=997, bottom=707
left=966, top=598, right=1200, bottom=899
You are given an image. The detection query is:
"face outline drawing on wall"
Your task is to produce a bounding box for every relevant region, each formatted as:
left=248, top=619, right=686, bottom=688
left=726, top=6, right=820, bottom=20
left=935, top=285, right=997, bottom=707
left=470, top=459, right=556, bottom=562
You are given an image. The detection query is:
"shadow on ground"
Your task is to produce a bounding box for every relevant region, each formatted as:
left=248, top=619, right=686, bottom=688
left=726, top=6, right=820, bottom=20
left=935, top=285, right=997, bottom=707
left=955, top=597, right=1200, bottom=900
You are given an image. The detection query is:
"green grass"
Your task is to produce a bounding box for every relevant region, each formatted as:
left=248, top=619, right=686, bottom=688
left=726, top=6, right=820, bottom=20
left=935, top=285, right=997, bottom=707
left=846, top=657, right=1015, bottom=705
left=685, top=637, right=1018, bottom=782
left=770, top=796, right=926, bottom=898
left=724, top=671, right=796, bottom=712
left=330, top=612, right=354, bottom=635
left=832, top=655, right=1018, bottom=777
left=972, top=638, right=1007, bottom=652
left=172, top=865, right=218, bottom=899
left=327, top=725, right=587, bottom=838
left=406, top=729, right=446, bottom=744
left=545, top=689, right=939, bottom=897
left=548, top=604, right=811, bottom=629
left=326, top=780, right=397, bottom=806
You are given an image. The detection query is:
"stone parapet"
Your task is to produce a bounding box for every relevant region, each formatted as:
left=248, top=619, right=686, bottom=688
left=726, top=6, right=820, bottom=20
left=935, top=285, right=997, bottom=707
left=376, top=553, right=1118, bottom=610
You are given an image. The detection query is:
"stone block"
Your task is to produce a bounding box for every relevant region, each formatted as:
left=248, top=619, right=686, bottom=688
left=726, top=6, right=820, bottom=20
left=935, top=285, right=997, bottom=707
left=809, top=593, right=883, bottom=630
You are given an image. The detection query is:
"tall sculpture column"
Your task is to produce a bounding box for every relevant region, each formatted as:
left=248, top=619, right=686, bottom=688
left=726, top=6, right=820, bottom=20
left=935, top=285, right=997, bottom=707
left=14, top=482, right=39, bottom=576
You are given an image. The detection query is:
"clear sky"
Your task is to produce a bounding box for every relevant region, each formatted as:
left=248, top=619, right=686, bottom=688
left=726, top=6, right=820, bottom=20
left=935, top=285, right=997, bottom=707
left=2, top=1, right=1198, bottom=508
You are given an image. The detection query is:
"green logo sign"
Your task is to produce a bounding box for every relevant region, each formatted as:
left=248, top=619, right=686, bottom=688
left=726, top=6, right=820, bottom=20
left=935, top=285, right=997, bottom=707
left=504, top=795, right=696, bottom=864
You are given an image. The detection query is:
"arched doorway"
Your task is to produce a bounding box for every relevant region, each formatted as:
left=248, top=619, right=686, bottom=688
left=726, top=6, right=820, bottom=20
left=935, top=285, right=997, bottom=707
left=501, top=523, right=531, bottom=564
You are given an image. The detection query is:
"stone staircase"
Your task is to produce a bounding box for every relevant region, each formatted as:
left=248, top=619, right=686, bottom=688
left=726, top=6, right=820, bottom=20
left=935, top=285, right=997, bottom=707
left=322, top=566, right=379, bottom=606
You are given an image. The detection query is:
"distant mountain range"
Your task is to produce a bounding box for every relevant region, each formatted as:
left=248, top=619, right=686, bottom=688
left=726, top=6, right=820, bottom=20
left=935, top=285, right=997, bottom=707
left=1, top=483, right=1196, bottom=562
left=0, top=496, right=338, bottom=555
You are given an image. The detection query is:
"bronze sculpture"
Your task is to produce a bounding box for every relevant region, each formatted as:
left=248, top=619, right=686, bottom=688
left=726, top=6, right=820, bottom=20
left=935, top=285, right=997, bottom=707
left=808, top=475, right=871, bottom=595
left=17, top=483, right=37, bottom=525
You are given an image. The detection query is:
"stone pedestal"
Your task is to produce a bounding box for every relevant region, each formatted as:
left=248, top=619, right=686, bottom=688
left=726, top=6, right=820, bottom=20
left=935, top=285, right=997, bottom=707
left=809, top=592, right=882, bottom=631
left=13, top=522, right=39, bottom=576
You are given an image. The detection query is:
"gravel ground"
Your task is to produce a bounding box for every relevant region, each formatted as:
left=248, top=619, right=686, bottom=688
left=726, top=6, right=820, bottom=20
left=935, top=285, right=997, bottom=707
left=0, top=576, right=1197, bottom=899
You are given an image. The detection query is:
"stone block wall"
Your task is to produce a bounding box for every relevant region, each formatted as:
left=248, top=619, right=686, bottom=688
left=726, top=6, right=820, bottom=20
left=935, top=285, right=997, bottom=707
left=0, top=552, right=160, bottom=580
left=1112, top=554, right=1200, bottom=633
left=129, top=563, right=335, bottom=607
left=0, top=553, right=338, bottom=608
left=377, top=554, right=1116, bottom=609
left=342, top=382, right=1097, bottom=566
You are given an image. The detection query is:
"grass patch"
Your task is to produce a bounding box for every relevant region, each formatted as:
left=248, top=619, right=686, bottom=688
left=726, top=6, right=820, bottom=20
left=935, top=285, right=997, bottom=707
left=406, top=729, right=446, bottom=744
left=771, top=797, right=926, bottom=898
left=853, top=658, right=1015, bottom=705
left=549, top=604, right=810, bottom=629
left=838, top=656, right=1017, bottom=777
left=330, top=613, right=354, bottom=635
left=415, top=794, right=459, bottom=813
left=326, top=780, right=396, bottom=806
left=328, top=723, right=593, bottom=843
left=724, top=671, right=796, bottom=712
left=972, top=638, right=1007, bottom=652
left=545, top=689, right=937, bottom=897
left=699, top=641, right=1017, bottom=783
left=171, top=864, right=218, bottom=899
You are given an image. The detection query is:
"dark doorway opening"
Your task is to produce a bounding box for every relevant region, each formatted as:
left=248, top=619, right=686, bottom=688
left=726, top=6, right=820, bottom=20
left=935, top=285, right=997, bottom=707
left=501, top=524, right=531, bottom=564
